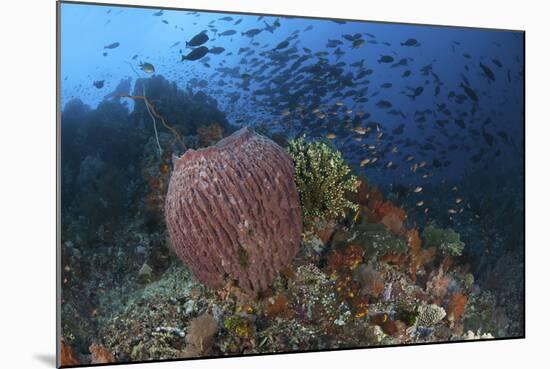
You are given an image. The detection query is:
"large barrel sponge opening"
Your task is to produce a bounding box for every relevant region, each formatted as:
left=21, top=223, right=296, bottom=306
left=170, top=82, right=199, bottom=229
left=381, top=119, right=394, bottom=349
left=165, top=128, right=303, bottom=297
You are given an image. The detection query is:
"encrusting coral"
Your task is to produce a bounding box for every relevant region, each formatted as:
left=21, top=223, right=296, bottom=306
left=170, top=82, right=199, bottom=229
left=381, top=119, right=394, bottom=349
left=286, top=137, right=359, bottom=230
left=422, top=225, right=465, bottom=257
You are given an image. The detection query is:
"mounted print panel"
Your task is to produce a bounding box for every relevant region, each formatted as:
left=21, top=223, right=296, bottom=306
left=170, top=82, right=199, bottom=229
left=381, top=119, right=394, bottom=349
left=57, top=1, right=525, bottom=367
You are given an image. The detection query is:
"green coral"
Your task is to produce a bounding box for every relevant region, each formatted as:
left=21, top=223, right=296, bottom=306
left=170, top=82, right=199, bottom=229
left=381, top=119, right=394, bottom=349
left=422, top=225, right=465, bottom=257
left=353, top=223, right=408, bottom=257
left=223, top=315, right=254, bottom=338
left=287, top=137, right=358, bottom=228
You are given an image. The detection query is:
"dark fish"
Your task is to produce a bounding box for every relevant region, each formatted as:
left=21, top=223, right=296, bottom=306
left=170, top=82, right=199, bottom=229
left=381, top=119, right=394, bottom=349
left=242, top=28, right=262, bottom=37
left=352, top=39, right=366, bottom=49
left=209, top=46, right=225, bottom=55
left=219, top=30, right=236, bottom=36
left=181, top=46, right=209, bottom=61
left=460, top=83, right=478, bottom=102
left=376, top=100, right=392, bottom=109
left=170, top=41, right=180, bottom=48
left=401, top=38, right=419, bottom=46
left=378, top=55, right=394, bottom=63
left=492, top=59, right=503, bottom=68
left=391, top=58, right=409, bottom=68
left=102, top=52, right=108, bottom=57
left=104, top=42, right=120, bottom=49
left=153, top=10, right=163, bottom=16
left=407, top=86, right=424, bottom=100
left=132, top=54, right=138, bottom=60
left=234, top=18, right=242, bottom=25
left=497, top=131, right=510, bottom=143
left=186, top=31, right=209, bottom=47
left=482, top=130, right=494, bottom=146
left=479, top=62, right=495, bottom=81
left=470, top=149, right=484, bottom=162
left=402, top=70, right=412, bottom=77
left=274, top=40, right=289, bottom=50
left=219, top=16, right=233, bottom=21
left=93, top=80, right=104, bottom=89
left=332, top=19, right=347, bottom=24
left=162, top=20, right=169, bottom=24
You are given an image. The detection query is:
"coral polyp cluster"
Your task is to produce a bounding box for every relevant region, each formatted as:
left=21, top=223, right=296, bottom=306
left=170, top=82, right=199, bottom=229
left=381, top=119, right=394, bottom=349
left=287, top=137, right=359, bottom=229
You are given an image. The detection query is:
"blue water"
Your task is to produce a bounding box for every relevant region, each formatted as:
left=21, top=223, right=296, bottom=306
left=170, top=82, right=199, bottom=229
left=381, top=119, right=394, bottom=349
left=59, top=1, right=524, bottom=250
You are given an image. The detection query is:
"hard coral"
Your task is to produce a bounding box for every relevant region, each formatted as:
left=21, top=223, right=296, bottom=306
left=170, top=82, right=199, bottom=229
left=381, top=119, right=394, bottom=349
left=287, top=137, right=358, bottom=229
left=416, top=304, right=447, bottom=327
left=422, top=225, right=465, bottom=257
left=165, top=128, right=302, bottom=297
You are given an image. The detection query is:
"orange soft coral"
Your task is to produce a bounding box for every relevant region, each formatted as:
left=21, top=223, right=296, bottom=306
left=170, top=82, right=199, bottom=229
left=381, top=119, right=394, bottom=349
left=265, top=295, right=291, bottom=319
left=327, top=244, right=364, bottom=275
left=60, top=338, right=80, bottom=366
left=89, top=343, right=115, bottom=364
left=447, top=292, right=468, bottom=323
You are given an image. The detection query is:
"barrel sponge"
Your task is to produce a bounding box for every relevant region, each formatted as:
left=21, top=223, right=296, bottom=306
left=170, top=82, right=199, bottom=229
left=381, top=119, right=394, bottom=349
left=165, top=128, right=303, bottom=297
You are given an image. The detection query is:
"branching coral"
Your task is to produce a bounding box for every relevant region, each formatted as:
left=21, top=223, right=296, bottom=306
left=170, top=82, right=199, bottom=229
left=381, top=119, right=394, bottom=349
left=416, top=304, right=447, bottom=327
left=287, top=137, right=359, bottom=229
left=422, top=225, right=465, bottom=257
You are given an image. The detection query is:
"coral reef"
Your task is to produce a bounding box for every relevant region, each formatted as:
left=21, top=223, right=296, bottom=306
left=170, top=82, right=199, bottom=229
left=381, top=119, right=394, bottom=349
left=422, top=225, right=465, bottom=257
left=286, top=137, right=358, bottom=229
left=165, top=128, right=303, bottom=297
left=416, top=304, right=447, bottom=327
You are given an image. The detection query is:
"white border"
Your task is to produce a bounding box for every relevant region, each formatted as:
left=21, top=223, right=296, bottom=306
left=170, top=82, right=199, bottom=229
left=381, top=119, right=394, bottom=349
left=2, top=1, right=548, bottom=368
